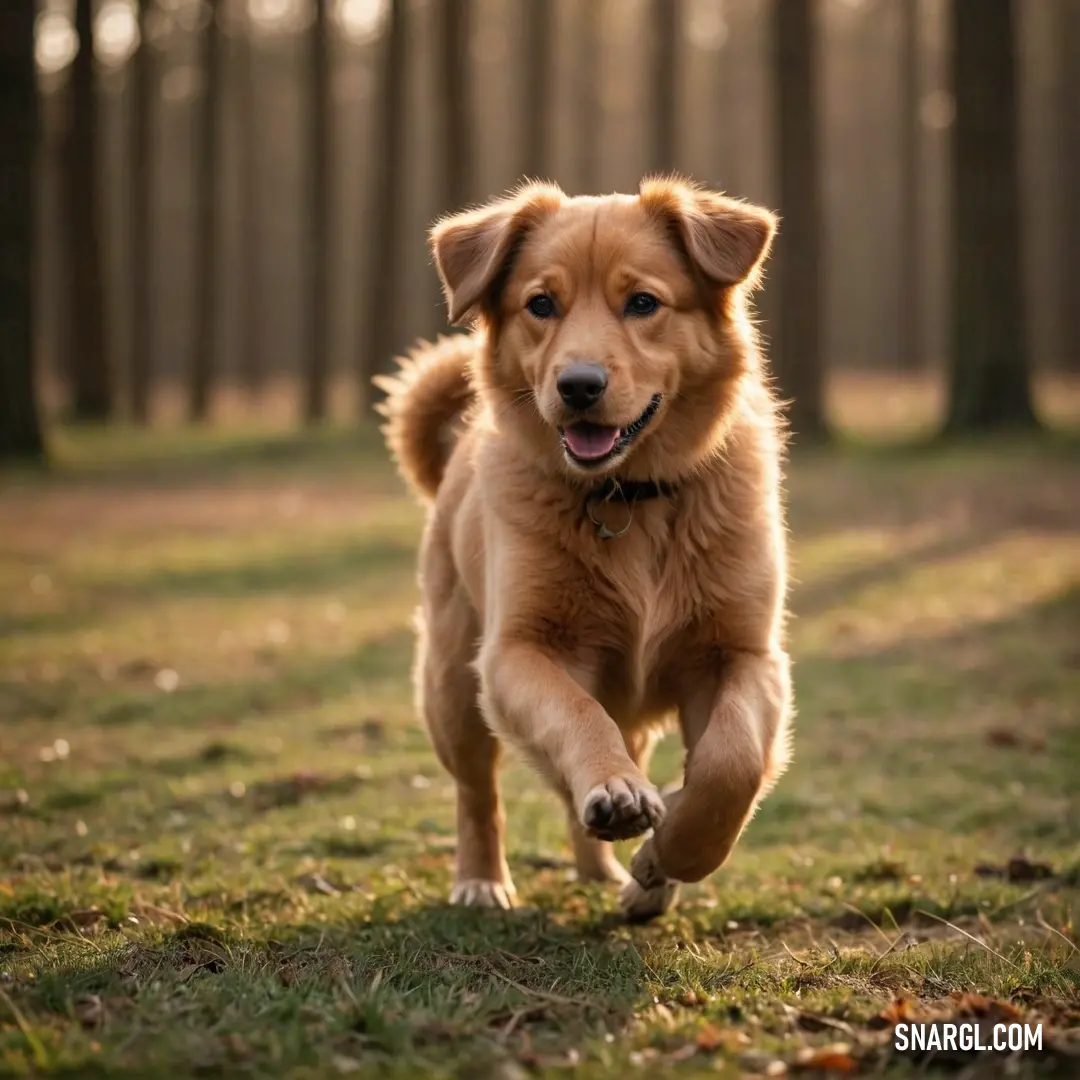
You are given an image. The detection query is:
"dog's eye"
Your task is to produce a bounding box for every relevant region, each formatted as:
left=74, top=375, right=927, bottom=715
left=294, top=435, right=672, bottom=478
left=526, top=294, right=556, bottom=319
left=625, top=292, right=660, bottom=317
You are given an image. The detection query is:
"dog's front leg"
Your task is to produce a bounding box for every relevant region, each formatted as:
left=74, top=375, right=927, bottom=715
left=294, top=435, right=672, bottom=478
left=622, top=649, right=791, bottom=918
left=479, top=639, right=665, bottom=841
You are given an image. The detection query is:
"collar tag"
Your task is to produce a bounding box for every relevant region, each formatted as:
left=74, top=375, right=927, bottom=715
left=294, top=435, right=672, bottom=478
left=583, top=477, right=677, bottom=540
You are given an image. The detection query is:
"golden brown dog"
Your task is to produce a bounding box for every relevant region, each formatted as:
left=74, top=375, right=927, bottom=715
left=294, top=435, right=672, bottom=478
left=375, top=177, right=792, bottom=920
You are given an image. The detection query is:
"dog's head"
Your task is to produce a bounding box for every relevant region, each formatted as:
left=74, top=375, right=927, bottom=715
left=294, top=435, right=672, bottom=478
left=431, top=177, right=777, bottom=479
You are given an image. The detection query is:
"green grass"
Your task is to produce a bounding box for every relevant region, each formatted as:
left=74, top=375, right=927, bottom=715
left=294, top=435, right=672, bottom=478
left=1, top=425, right=1079, bottom=1078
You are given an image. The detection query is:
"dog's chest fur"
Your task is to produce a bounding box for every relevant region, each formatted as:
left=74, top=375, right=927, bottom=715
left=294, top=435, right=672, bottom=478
left=533, top=477, right=769, bottom=724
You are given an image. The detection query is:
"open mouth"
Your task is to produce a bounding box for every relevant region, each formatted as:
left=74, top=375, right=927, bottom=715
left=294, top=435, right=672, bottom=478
left=559, top=394, right=663, bottom=467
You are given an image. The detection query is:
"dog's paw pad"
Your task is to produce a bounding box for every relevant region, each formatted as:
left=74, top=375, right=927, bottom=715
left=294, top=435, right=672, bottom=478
left=619, top=876, right=680, bottom=922
left=449, top=879, right=516, bottom=909
left=582, top=776, right=665, bottom=841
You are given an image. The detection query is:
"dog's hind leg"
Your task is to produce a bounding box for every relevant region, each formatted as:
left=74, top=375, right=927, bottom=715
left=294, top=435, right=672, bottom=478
left=417, top=600, right=516, bottom=909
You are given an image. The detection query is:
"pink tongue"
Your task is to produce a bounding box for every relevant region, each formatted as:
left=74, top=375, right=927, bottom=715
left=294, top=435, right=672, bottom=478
left=564, top=423, right=619, bottom=459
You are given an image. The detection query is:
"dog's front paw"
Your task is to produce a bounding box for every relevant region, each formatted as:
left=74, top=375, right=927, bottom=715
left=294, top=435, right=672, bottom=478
left=449, top=879, right=516, bottom=909
left=581, top=775, right=665, bottom=841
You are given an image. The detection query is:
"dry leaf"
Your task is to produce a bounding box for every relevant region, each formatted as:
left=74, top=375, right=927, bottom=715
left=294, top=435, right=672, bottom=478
left=668, top=1043, right=699, bottom=1062
left=74, top=994, right=105, bottom=1028
left=297, top=872, right=343, bottom=896
left=868, top=996, right=916, bottom=1029
left=793, top=1045, right=859, bottom=1073
left=696, top=1024, right=750, bottom=1052
left=949, top=992, right=1023, bottom=1022
left=223, top=1033, right=253, bottom=1061
left=66, top=909, right=108, bottom=930
left=331, top=1054, right=362, bottom=1074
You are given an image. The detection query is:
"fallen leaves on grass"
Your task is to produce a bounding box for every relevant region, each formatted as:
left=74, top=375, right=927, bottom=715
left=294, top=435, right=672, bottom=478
left=974, top=857, right=1055, bottom=882
left=0, top=788, right=30, bottom=813
left=296, top=871, right=353, bottom=896
left=791, top=1045, right=859, bottom=1073
left=74, top=994, right=105, bottom=1028
left=231, top=770, right=368, bottom=811
left=518, top=1047, right=580, bottom=1069
left=695, top=1023, right=751, bottom=1052
left=985, top=727, right=1046, bottom=752
left=62, top=909, right=109, bottom=934
left=852, top=859, right=906, bottom=883
left=868, top=996, right=917, bottom=1030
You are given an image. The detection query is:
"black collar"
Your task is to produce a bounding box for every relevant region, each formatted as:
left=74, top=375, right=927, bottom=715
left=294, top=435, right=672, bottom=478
left=586, top=477, right=679, bottom=504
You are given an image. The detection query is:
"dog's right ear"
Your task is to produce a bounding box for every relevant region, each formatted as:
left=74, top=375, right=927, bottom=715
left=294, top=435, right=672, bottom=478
left=430, top=182, right=563, bottom=326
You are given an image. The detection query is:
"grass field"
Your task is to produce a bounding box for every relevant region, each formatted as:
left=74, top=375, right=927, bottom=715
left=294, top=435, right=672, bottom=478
left=1, top=411, right=1079, bottom=1077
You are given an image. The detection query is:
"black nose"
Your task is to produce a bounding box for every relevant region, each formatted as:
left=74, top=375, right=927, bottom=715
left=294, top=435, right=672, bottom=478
left=556, top=363, right=608, bottom=411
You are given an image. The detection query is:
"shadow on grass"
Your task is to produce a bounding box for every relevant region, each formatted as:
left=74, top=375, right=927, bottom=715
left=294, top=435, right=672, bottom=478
left=46, top=424, right=395, bottom=484
left=110, top=533, right=417, bottom=603
left=87, top=629, right=413, bottom=729
left=8, top=908, right=651, bottom=1077
left=1, top=534, right=417, bottom=648
left=787, top=437, right=1080, bottom=539
left=0, top=628, right=414, bottom=732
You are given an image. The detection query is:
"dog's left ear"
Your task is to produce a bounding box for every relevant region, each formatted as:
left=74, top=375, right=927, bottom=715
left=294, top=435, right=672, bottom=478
left=640, top=179, right=778, bottom=291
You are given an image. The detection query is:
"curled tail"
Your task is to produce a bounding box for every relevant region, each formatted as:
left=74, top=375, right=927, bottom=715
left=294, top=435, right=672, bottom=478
left=373, top=333, right=477, bottom=500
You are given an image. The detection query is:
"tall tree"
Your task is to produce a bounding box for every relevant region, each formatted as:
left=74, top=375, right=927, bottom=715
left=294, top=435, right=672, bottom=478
left=520, top=0, right=551, bottom=180
left=129, top=0, right=154, bottom=423
left=897, top=0, right=922, bottom=372
left=1055, top=0, right=1080, bottom=373
left=944, top=0, right=1036, bottom=432
left=305, top=0, right=331, bottom=423
left=712, top=6, right=735, bottom=191
left=63, top=0, right=113, bottom=421
left=647, top=0, right=679, bottom=176
left=360, top=0, right=406, bottom=416
left=0, top=4, right=46, bottom=462
left=575, top=0, right=602, bottom=193
left=239, top=4, right=264, bottom=397
left=438, top=0, right=471, bottom=211
left=426, top=0, right=472, bottom=339
left=771, top=0, right=827, bottom=441
left=190, top=0, right=221, bottom=422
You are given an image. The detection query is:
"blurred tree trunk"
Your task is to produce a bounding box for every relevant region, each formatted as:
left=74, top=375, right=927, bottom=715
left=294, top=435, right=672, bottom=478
left=520, top=0, right=551, bottom=179
left=63, top=0, right=113, bottom=421
left=0, top=4, right=46, bottom=462
left=190, top=0, right=221, bottom=423
left=771, top=0, right=827, bottom=442
left=360, top=0, right=406, bottom=416
left=305, top=0, right=331, bottom=423
left=1055, top=0, right=1080, bottom=373
left=713, top=12, right=734, bottom=190
left=427, top=0, right=471, bottom=339
left=575, top=0, right=601, bottom=193
left=129, top=0, right=154, bottom=423
left=647, top=0, right=678, bottom=176
left=239, top=8, right=264, bottom=397
left=944, top=0, right=1036, bottom=433
left=438, top=0, right=471, bottom=210
left=897, top=0, right=921, bottom=372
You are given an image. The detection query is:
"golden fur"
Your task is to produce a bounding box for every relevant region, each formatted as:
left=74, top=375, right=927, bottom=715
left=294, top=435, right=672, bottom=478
left=375, top=177, right=793, bottom=920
